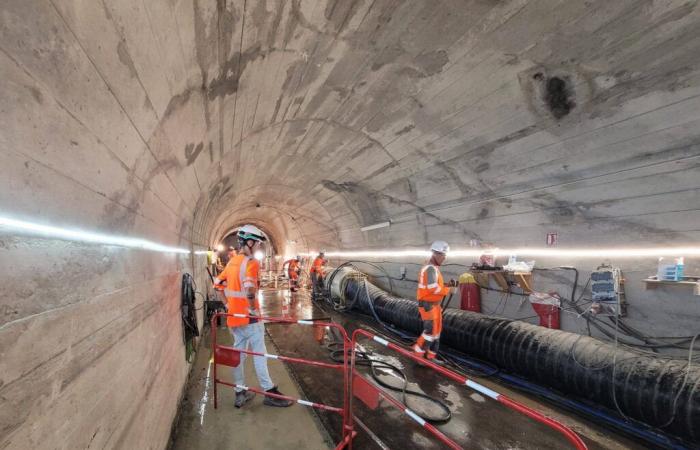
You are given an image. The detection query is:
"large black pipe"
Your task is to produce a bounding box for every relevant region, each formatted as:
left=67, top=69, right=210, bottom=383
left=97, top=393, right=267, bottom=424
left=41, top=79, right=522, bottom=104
left=338, top=272, right=700, bottom=446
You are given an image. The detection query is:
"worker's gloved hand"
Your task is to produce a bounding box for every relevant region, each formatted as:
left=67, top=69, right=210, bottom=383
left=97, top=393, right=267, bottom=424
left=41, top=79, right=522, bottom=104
left=447, top=279, right=458, bottom=287
left=248, top=307, right=258, bottom=317
left=213, top=282, right=224, bottom=291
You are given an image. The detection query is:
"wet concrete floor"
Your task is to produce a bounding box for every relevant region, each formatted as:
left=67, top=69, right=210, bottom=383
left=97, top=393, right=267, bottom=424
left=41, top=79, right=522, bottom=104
left=169, top=291, right=332, bottom=450
left=172, top=287, right=644, bottom=449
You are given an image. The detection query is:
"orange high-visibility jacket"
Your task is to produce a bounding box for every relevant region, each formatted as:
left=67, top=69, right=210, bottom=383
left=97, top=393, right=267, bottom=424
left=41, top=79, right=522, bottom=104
left=284, top=259, right=300, bottom=278
left=310, top=256, right=326, bottom=274
left=417, top=264, right=450, bottom=302
left=215, top=254, right=260, bottom=327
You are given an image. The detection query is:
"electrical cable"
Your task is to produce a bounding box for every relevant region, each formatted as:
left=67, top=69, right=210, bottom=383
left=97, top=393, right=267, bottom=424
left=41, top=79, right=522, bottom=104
left=181, top=273, right=200, bottom=362
left=324, top=336, right=452, bottom=424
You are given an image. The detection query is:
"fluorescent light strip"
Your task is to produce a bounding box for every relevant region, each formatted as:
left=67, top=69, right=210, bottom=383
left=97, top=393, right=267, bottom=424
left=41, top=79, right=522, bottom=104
left=0, top=215, right=190, bottom=254
left=360, top=221, right=391, bottom=232
left=305, top=247, right=700, bottom=259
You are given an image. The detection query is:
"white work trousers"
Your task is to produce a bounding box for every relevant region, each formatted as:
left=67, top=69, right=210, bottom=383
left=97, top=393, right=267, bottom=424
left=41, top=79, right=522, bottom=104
left=229, top=322, right=274, bottom=392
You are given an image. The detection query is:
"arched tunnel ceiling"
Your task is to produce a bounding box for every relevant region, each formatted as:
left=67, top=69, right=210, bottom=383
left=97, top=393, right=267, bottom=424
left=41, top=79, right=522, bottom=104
left=3, top=0, right=700, bottom=253
left=188, top=0, right=700, bottom=252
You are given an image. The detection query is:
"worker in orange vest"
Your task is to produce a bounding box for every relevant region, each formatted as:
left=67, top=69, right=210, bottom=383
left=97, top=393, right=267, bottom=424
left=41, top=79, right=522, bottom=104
left=283, top=256, right=301, bottom=292
left=309, top=251, right=327, bottom=298
left=213, top=225, right=293, bottom=408
left=412, top=241, right=457, bottom=361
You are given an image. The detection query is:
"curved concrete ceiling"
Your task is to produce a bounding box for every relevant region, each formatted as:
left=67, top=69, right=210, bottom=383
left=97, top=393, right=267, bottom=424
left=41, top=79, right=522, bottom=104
left=3, top=0, right=700, bottom=255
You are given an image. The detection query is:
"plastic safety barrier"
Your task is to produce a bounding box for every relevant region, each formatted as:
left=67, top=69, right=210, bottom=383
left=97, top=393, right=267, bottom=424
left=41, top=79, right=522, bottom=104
left=349, top=329, right=588, bottom=450
left=211, top=312, right=587, bottom=449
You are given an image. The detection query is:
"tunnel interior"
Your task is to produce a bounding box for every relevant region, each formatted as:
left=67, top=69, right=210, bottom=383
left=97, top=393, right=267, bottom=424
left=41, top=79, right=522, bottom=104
left=2, top=1, right=700, bottom=449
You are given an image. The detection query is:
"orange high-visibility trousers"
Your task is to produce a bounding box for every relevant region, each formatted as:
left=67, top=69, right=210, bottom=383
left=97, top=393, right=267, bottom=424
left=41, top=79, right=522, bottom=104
left=413, top=302, right=442, bottom=359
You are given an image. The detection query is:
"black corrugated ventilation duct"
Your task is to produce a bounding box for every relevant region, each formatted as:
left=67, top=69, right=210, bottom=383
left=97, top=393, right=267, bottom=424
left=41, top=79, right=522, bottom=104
left=334, top=270, right=700, bottom=446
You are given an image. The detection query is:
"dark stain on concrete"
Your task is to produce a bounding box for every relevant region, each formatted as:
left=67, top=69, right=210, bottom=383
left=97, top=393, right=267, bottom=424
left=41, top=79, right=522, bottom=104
left=395, top=124, right=415, bottom=136
left=208, top=141, right=214, bottom=163
left=349, top=142, right=374, bottom=160
left=207, top=44, right=265, bottom=100
left=321, top=179, right=384, bottom=225
left=435, top=160, right=473, bottom=197
left=185, top=142, right=205, bottom=166
left=116, top=40, right=139, bottom=79
left=324, top=0, right=362, bottom=34
left=545, top=76, right=575, bottom=119
left=465, top=125, right=540, bottom=160
left=288, top=0, right=333, bottom=44
left=365, top=160, right=400, bottom=180
left=478, top=207, right=489, bottom=219
left=371, top=45, right=405, bottom=71
left=271, top=60, right=305, bottom=123
left=162, top=89, right=193, bottom=121
left=25, top=85, right=43, bottom=104
left=209, top=175, right=231, bottom=200
left=414, top=50, right=449, bottom=76
left=475, top=162, right=490, bottom=173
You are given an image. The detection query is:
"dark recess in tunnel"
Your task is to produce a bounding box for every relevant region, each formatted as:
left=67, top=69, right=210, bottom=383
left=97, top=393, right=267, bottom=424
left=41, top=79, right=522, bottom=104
left=545, top=76, right=575, bottom=119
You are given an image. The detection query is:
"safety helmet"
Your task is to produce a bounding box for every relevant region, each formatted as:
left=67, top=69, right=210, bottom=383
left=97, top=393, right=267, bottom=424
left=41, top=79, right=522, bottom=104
left=319, top=249, right=326, bottom=255
left=430, top=240, right=449, bottom=254
left=237, top=224, right=267, bottom=243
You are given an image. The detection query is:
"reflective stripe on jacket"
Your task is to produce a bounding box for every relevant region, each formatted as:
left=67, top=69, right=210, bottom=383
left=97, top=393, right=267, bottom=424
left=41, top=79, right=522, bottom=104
left=216, top=254, right=260, bottom=327
left=416, top=264, right=449, bottom=302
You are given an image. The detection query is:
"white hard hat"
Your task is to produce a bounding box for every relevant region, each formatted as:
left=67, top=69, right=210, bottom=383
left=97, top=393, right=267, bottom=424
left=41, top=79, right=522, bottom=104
left=237, top=224, right=266, bottom=242
left=319, top=249, right=326, bottom=255
left=430, top=240, right=450, bottom=254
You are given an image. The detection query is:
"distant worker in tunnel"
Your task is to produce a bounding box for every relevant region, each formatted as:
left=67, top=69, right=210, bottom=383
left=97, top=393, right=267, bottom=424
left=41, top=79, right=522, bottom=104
left=283, top=255, right=301, bottom=292
left=310, top=251, right=327, bottom=299
left=213, top=224, right=293, bottom=408
left=412, top=241, right=457, bottom=361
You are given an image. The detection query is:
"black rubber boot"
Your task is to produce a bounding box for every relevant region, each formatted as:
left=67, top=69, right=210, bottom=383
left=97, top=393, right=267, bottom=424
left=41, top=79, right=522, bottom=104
left=263, top=387, right=294, bottom=407
left=234, top=390, right=255, bottom=408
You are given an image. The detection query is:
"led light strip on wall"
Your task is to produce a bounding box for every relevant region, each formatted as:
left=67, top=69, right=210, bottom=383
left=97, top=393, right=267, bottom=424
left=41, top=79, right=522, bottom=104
left=302, top=247, right=700, bottom=259
left=0, top=215, right=191, bottom=254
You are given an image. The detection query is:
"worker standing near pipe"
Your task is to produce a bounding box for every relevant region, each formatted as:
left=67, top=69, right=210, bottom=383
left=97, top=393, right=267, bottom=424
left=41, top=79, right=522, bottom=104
left=213, top=225, right=293, bottom=408
left=283, top=256, right=301, bottom=292
left=310, top=251, right=327, bottom=298
left=413, top=241, right=457, bottom=361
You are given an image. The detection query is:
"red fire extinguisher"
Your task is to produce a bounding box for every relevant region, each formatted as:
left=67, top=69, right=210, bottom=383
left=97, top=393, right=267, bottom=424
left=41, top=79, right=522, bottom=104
left=459, top=273, right=481, bottom=313
left=528, top=292, right=561, bottom=329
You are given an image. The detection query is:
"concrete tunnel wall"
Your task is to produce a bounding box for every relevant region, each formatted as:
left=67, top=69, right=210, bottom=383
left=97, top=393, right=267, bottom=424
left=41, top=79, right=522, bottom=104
left=1, top=1, right=700, bottom=449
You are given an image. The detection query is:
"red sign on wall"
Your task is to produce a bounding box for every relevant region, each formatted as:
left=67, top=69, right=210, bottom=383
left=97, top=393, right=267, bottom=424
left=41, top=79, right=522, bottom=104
left=546, top=232, right=558, bottom=246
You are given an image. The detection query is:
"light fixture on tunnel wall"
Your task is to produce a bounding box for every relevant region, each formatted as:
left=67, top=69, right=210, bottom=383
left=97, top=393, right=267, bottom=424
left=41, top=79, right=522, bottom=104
left=216, top=244, right=225, bottom=252
left=360, top=221, right=391, bottom=232
left=0, top=215, right=191, bottom=254
left=313, top=246, right=700, bottom=259
left=254, top=250, right=264, bottom=261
